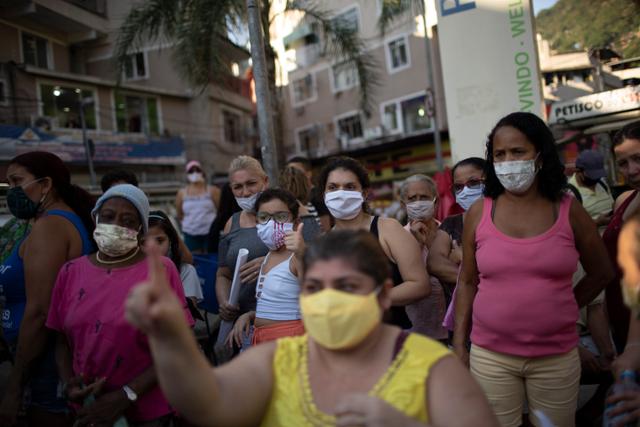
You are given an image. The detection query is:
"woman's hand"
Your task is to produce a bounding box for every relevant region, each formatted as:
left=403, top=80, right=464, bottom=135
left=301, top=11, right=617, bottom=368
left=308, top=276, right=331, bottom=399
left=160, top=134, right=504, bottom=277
left=239, top=257, right=264, bottom=285
left=65, top=375, right=106, bottom=404
left=449, top=240, right=463, bottom=265
left=219, top=301, right=240, bottom=322
left=606, top=389, right=640, bottom=426
left=453, top=342, right=470, bottom=368
left=125, top=241, right=189, bottom=339
left=285, top=223, right=305, bottom=258
left=409, top=221, right=429, bottom=247
left=226, top=312, right=253, bottom=348
left=335, top=394, right=425, bottom=427
left=75, top=388, right=131, bottom=427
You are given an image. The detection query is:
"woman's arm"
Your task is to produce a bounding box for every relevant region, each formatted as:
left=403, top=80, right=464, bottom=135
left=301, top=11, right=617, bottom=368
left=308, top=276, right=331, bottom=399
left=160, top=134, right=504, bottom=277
left=570, top=199, right=615, bottom=307
left=379, top=218, right=430, bottom=305
left=453, top=202, right=483, bottom=366
left=216, top=218, right=239, bottom=321
left=210, top=185, right=221, bottom=209
left=176, top=189, right=185, bottom=222
left=586, top=302, right=616, bottom=368
left=427, top=230, right=460, bottom=285
left=126, top=246, right=274, bottom=427
left=428, top=355, right=499, bottom=427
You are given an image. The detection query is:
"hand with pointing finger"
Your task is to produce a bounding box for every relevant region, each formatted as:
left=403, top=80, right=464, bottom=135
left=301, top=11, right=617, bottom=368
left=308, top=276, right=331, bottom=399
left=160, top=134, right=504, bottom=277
left=284, top=222, right=305, bottom=258
left=125, top=240, right=189, bottom=339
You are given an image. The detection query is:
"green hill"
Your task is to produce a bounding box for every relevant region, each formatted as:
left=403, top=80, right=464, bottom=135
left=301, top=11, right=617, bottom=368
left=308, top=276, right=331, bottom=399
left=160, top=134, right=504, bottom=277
left=535, top=0, right=640, bottom=58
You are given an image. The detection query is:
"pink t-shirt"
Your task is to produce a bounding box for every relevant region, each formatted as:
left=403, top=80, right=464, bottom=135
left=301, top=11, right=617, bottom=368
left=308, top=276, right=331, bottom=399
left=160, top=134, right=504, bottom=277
left=47, top=255, right=194, bottom=422
left=471, top=195, right=579, bottom=357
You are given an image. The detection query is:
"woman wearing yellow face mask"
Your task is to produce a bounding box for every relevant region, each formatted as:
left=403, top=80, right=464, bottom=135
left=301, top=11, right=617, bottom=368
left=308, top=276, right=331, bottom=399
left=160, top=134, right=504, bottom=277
left=125, top=230, right=498, bottom=427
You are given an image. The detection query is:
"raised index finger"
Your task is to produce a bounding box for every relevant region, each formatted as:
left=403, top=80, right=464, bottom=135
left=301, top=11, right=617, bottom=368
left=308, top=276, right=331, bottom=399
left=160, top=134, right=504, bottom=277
left=144, top=239, right=170, bottom=292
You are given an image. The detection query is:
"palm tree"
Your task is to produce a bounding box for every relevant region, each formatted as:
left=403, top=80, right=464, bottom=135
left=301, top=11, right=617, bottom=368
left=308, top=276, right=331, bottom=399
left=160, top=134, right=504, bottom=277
left=114, top=0, right=380, bottom=178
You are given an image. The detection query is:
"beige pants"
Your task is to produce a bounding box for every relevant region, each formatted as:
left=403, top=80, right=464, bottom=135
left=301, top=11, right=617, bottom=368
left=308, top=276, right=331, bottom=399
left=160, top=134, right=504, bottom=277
left=470, top=345, right=580, bottom=427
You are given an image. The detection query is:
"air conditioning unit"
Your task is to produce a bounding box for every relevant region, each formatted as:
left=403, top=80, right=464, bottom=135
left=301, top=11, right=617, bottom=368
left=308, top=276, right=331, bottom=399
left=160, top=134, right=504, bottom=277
left=364, top=126, right=383, bottom=140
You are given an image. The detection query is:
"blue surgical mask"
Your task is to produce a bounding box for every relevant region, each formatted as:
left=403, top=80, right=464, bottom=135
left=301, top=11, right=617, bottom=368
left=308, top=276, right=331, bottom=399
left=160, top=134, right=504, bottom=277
left=456, top=185, right=484, bottom=211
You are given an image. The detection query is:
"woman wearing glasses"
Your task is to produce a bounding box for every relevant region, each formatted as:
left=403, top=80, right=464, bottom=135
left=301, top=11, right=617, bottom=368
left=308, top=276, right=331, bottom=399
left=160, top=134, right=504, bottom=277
left=427, top=157, right=486, bottom=304
left=227, top=189, right=306, bottom=346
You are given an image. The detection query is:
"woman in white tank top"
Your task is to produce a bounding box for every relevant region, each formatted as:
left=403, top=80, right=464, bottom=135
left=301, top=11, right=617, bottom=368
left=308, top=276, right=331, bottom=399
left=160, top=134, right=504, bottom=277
left=175, top=160, right=220, bottom=253
left=227, top=188, right=306, bottom=347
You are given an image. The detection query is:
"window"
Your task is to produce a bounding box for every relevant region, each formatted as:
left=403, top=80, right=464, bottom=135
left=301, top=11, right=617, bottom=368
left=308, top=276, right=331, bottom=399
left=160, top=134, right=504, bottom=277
left=332, top=61, right=358, bottom=92
left=223, top=110, right=243, bottom=144
left=336, top=113, right=363, bottom=143
left=123, top=52, right=148, bottom=80
left=22, top=32, right=50, bottom=69
left=332, top=7, right=359, bottom=32
left=0, top=80, right=7, bottom=106
left=40, top=84, right=96, bottom=129
left=381, top=93, right=431, bottom=135
left=297, top=126, right=321, bottom=153
left=387, top=36, right=409, bottom=72
left=291, top=74, right=315, bottom=105
left=115, top=92, right=160, bottom=134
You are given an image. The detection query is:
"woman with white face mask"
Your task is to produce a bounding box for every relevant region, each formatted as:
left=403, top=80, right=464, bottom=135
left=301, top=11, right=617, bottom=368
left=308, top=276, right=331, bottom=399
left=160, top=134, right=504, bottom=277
left=226, top=189, right=306, bottom=348
left=399, top=174, right=447, bottom=341
left=176, top=160, right=221, bottom=253
left=428, top=157, right=485, bottom=307
left=125, top=230, right=499, bottom=427
left=215, top=156, right=269, bottom=333
left=46, top=184, right=194, bottom=426
left=454, top=112, right=614, bottom=427
left=317, top=157, right=430, bottom=329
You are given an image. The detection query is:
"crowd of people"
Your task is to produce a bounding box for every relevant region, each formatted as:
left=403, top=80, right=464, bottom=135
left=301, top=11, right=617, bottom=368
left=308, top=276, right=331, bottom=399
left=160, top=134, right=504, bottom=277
left=0, top=112, right=639, bottom=426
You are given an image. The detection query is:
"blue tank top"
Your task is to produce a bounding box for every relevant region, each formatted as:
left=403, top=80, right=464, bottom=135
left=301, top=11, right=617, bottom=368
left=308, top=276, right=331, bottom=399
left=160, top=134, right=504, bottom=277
left=0, top=210, right=93, bottom=343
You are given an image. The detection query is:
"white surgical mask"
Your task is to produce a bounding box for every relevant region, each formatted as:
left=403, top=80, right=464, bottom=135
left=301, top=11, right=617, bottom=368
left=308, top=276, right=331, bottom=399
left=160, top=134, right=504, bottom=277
left=456, top=185, right=484, bottom=211
left=406, top=199, right=435, bottom=221
left=187, top=172, right=204, bottom=183
left=93, top=222, right=139, bottom=257
left=235, top=192, right=261, bottom=212
left=324, top=190, right=364, bottom=220
left=494, top=159, right=537, bottom=194
left=256, top=220, right=293, bottom=250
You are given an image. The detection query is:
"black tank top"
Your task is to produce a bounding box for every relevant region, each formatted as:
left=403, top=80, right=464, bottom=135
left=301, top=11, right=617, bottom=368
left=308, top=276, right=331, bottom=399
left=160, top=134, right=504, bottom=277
left=370, top=216, right=412, bottom=329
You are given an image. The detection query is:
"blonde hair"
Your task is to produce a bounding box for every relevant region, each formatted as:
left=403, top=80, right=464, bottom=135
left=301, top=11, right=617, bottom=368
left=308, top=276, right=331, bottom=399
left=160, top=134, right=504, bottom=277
left=228, top=155, right=266, bottom=179
left=279, top=166, right=310, bottom=204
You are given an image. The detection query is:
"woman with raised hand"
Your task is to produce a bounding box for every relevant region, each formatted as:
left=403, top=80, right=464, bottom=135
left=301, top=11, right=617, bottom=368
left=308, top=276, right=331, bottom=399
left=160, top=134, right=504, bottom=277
left=227, top=189, right=306, bottom=347
left=126, top=230, right=499, bottom=427
left=454, top=112, right=613, bottom=427
left=318, top=156, right=429, bottom=329
left=0, top=152, right=94, bottom=427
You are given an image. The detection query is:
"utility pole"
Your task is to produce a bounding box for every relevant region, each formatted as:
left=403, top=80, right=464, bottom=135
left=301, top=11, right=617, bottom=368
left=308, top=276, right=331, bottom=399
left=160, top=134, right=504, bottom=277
left=79, top=95, right=97, bottom=188
left=246, top=0, right=279, bottom=183
left=421, top=0, right=444, bottom=171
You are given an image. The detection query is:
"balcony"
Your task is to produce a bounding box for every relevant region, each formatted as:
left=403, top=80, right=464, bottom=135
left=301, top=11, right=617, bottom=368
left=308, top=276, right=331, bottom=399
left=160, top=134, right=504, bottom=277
left=0, top=0, right=109, bottom=43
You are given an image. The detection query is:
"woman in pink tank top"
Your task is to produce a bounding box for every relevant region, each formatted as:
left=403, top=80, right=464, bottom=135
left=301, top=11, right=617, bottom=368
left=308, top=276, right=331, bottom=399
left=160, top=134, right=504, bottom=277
left=454, top=112, right=613, bottom=427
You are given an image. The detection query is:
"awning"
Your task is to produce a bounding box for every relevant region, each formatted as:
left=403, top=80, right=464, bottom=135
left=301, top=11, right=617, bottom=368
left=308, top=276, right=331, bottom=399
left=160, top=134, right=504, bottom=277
left=583, top=115, right=640, bottom=135
left=283, top=23, right=313, bottom=48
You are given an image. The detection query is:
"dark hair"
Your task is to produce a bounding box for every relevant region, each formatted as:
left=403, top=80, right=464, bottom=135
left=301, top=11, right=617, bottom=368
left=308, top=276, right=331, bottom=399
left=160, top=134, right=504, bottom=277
left=287, top=156, right=312, bottom=171
left=302, top=230, right=390, bottom=286
left=279, top=166, right=310, bottom=204
left=318, top=156, right=370, bottom=192
left=207, top=183, right=241, bottom=252
left=148, top=210, right=182, bottom=270
left=10, top=151, right=95, bottom=236
left=100, top=169, right=139, bottom=193
left=451, top=157, right=486, bottom=180
left=613, top=120, right=640, bottom=148
left=255, top=188, right=300, bottom=218
left=484, top=112, right=566, bottom=202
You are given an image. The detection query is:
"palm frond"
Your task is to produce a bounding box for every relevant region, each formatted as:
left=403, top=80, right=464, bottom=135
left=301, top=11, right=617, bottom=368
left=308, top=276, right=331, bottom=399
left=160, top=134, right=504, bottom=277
left=377, top=0, right=418, bottom=36
left=285, top=0, right=381, bottom=116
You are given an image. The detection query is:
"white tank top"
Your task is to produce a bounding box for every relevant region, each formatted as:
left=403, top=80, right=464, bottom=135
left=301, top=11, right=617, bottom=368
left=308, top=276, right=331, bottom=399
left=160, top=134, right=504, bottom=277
left=255, top=253, right=301, bottom=321
left=181, top=187, right=217, bottom=235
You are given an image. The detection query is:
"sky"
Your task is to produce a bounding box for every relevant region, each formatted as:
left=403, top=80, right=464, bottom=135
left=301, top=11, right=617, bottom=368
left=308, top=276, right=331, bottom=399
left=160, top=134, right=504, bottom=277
left=533, top=0, right=559, bottom=15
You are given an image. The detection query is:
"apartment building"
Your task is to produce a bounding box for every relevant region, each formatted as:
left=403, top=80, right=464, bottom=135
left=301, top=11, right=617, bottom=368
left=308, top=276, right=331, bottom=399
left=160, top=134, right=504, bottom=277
left=278, top=0, right=450, bottom=194
left=0, top=0, right=255, bottom=187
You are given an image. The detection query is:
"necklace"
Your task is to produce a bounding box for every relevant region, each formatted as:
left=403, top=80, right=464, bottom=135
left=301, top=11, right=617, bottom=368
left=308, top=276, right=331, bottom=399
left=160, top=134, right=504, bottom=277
left=96, top=247, right=140, bottom=265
